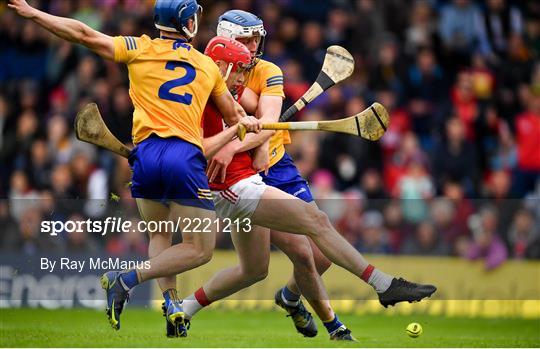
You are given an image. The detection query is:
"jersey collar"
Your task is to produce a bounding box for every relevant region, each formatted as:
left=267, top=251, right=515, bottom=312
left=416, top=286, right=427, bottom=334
left=160, top=35, right=188, bottom=43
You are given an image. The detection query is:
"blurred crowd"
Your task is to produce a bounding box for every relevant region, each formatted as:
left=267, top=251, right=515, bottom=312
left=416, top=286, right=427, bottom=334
left=0, top=0, right=539, bottom=269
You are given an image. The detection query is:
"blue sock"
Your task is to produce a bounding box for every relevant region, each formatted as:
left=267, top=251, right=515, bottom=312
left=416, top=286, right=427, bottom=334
left=163, top=288, right=179, bottom=308
left=119, top=270, right=139, bottom=290
left=323, top=315, right=343, bottom=334
left=163, top=291, right=171, bottom=308
left=281, top=286, right=300, bottom=304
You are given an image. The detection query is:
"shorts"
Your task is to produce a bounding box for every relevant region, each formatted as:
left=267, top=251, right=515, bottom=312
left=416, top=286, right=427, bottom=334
left=129, top=135, right=214, bottom=210
left=260, top=152, right=314, bottom=203
left=212, top=174, right=267, bottom=220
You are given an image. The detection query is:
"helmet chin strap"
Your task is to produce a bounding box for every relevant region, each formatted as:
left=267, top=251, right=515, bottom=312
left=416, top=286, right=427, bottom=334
left=179, top=6, right=202, bottom=40
left=223, top=62, right=234, bottom=81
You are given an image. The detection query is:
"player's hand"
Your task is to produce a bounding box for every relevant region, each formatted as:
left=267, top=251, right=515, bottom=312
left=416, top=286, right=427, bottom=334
left=252, top=144, right=270, bottom=175
left=207, top=144, right=235, bottom=183
left=7, top=0, right=37, bottom=19
left=239, top=115, right=262, bottom=133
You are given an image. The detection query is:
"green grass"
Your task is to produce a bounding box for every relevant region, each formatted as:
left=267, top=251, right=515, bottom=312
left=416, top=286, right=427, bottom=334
left=1, top=308, right=538, bottom=347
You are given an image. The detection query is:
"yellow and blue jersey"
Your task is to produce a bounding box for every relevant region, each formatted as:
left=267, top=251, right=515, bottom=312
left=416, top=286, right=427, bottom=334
left=247, top=59, right=314, bottom=203
left=113, top=35, right=227, bottom=148
left=245, top=59, right=290, bottom=167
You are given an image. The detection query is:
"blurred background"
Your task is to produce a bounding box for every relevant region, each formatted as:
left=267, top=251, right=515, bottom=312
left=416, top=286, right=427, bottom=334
left=0, top=0, right=539, bottom=271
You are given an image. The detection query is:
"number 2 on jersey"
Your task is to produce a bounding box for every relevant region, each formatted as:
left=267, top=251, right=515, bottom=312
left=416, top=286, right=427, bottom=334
left=158, top=61, right=196, bottom=105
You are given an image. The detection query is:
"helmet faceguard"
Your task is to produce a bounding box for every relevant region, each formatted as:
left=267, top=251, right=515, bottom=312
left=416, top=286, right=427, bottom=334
left=217, top=10, right=266, bottom=69
left=154, top=0, right=203, bottom=41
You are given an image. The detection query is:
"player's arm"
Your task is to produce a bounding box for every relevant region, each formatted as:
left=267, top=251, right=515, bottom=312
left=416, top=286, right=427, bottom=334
left=235, top=95, right=281, bottom=152
left=240, top=87, right=259, bottom=115
left=212, top=90, right=246, bottom=126
left=8, top=0, right=114, bottom=60
left=202, top=115, right=260, bottom=159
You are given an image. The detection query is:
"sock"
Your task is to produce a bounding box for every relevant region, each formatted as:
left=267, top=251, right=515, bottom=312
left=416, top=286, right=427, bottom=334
left=183, top=287, right=212, bottom=319
left=323, top=314, right=343, bottom=335
left=361, top=264, right=393, bottom=293
left=281, top=286, right=300, bottom=306
left=119, top=270, right=139, bottom=290
left=162, top=288, right=179, bottom=308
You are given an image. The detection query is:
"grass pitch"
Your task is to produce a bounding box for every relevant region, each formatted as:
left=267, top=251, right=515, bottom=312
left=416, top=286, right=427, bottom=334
left=1, top=308, right=538, bottom=347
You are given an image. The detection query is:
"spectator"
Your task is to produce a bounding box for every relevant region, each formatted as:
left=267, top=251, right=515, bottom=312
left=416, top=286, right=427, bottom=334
left=27, top=138, right=52, bottom=190
left=404, top=1, right=438, bottom=55
left=443, top=180, right=475, bottom=238
left=357, top=210, right=391, bottom=254
left=359, top=169, right=387, bottom=212
left=430, top=198, right=461, bottom=250
left=335, top=190, right=364, bottom=248
left=449, top=71, right=479, bottom=141
left=507, top=209, right=539, bottom=259
left=383, top=199, right=412, bottom=253
left=406, top=47, right=446, bottom=143
left=70, top=151, right=108, bottom=218
left=8, top=170, right=39, bottom=221
left=484, top=170, right=518, bottom=237
left=402, top=221, right=451, bottom=256
left=0, top=200, right=19, bottom=251
left=310, top=169, right=343, bottom=222
left=476, top=0, right=524, bottom=62
left=513, top=85, right=540, bottom=197
left=385, top=131, right=428, bottom=194
left=65, top=213, right=99, bottom=254
left=433, top=117, right=479, bottom=195
left=15, top=207, right=64, bottom=255
left=369, top=37, right=405, bottom=97
left=397, top=157, right=434, bottom=224
left=489, top=120, right=517, bottom=172
left=439, top=0, right=480, bottom=68
left=463, top=206, right=508, bottom=270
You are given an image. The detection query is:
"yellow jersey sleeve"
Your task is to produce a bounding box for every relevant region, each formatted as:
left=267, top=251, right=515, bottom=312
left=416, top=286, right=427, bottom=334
left=113, top=36, right=146, bottom=64
left=210, top=64, right=228, bottom=97
left=245, top=60, right=289, bottom=167
left=260, top=63, right=285, bottom=98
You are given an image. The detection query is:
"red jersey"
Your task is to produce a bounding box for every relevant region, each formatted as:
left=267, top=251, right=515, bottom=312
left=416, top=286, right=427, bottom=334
left=515, top=112, right=540, bottom=171
left=202, top=101, right=255, bottom=191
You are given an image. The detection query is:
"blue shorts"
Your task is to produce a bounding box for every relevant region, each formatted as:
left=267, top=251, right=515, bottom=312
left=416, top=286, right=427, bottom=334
left=129, top=135, right=214, bottom=210
left=260, top=152, right=314, bottom=203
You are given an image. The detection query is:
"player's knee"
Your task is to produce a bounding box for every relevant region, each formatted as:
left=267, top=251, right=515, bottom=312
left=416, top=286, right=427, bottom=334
left=304, top=208, right=331, bottom=237
left=242, top=265, right=268, bottom=283
left=193, top=245, right=214, bottom=266
left=290, top=246, right=316, bottom=271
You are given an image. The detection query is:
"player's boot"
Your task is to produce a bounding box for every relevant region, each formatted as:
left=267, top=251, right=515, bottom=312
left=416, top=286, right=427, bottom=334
left=100, top=271, right=130, bottom=330
left=378, top=277, right=437, bottom=308
left=162, top=302, right=190, bottom=337
left=274, top=290, right=318, bottom=337
left=330, top=325, right=357, bottom=341
left=162, top=302, right=178, bottom=337
left=165, top=300, right=188, bottom=337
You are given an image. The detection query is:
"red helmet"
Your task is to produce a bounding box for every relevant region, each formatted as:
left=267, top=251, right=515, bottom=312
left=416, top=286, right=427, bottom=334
left=205, top=36, right=251, bottom=79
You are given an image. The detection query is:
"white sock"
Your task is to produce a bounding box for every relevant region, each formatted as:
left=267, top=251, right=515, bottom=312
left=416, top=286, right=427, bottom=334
left=182, top=294, right=204, bottom=320
left=368, top=269, right=393, bottom=293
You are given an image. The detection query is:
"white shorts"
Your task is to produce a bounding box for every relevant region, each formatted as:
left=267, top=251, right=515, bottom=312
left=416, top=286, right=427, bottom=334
left=212, top=174, right=267, bottom=221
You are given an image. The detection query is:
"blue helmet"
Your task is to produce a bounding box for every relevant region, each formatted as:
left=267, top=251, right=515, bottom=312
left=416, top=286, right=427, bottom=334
left=154, top=0, right=202, bottom=39
left=217, top=10, right=267, bottom=68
